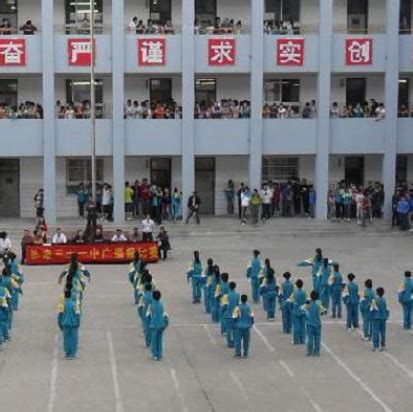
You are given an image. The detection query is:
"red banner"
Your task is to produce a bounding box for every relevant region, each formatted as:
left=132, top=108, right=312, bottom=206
left=26, top=242, right=160, bottom=265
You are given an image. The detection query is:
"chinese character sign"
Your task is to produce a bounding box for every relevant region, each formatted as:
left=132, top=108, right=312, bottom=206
left=208, top=38, right=236, bottom=66
left=346, top=38, right=372, bottom=65
left=0, top=39, right=26, bottom=66
left=277, top=38, right=304, bottom=66
left=68, top=38, right=95, bottom=66
left=138, top=38, right=166, bottom=66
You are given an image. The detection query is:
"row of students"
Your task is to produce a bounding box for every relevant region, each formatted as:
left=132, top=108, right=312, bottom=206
left=187, top=252, right=255, bottom=358
left=0, top=252, right=24, bottom=351
left=128, top=252, right=169, bottom=361
left=57, top=254, right=90, bottom=359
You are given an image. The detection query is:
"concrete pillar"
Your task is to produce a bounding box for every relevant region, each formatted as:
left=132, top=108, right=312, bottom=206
left=315, top=0, right=333, bottom=220
left=249, top=0, right=264, bottom=190
left=181, top=0, right=195, bottom=219
left=383, top=0, right=400, bottom=219
left=41, top=0, right=56, bottom=225
left=112, top=0, right=125, bottom=223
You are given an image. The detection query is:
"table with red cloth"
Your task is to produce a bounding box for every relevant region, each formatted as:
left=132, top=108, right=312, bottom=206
left=25, top=242, right=160, bottom=265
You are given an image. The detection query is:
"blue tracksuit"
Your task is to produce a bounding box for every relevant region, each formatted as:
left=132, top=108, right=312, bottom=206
left=138, top=291, right=153, bottom=347
left=262, top=278, right=277, bottom=319
left=291, top=288, right=307, bottom=344
left=147, top=300, right=169, bottom=360
left=187, top=260, right=203, bottom=303
left=224, top=290, right=240, bottom=347
left=0, top=287, right=10, bottom=345
left=0, top=275, right=21, bottom=332
left=298, top=256, right=323, bottom=293
left=209, top=275, right=221, bottom=323
left=247, top=257, right=262, bottom=303
left=280, top=280, right=294, bottom=333
left=360, top=288, right=375, bottom=339
left=305, top=301, right=326, bottom=356
left=58, top=298, right=81, bottom=358
left=219, top=281, right=230, bottom=334
left=330, top=271, right=343, bottom=318
left=343, top=281, right=360, bottom=329
left=202, top=266, right=214, bottom=314
left=233, top=303, right=254, bottom=357
left=10, top=260, right=24, bottom=311
left=370, top=297, right=389, bottom=350
left=398, top=278, right=413, bottom=329
left=260, top=266, right=271, bottom=311
left=319, top=265, right=331, bottom=309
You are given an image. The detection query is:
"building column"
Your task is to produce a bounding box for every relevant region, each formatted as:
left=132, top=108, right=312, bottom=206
left=41, top=0, right=56, bottom=225
left=383, top=0, right=400, bottom=219
left=249, top=0, right=264, bottom=190
left=315, top=0, right=333, bottom=220
left=181, top=0, right=195, bottom=219
left=112, top=0, right=125, bottom=223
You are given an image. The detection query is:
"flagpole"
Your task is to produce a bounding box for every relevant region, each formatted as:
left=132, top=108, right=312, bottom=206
left=90, top=0, right=96, bottom=201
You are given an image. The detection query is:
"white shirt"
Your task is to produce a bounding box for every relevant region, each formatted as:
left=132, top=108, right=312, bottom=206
left=112, top=234, right=127, bottom=242
left=52, top=233, right=67, bottom=244
left=355, top=193, right=364, bottom=205
left=241, top=193, right=250, bottom=207
left=102, top=188, right=111, bottom=205
left=141, top=219, right=155, bottom=233
left=0, top=238, right=11, bottom=252
left=128, top=20, right=137, bottom=33
left=261, top=189, right=272, bottom=204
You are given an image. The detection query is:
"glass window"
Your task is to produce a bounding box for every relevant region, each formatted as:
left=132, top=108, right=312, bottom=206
left=262, top=157, right=299, bottom=182
left=0, top=0, right=17, bottom=30
left=398, top=78, right=409, bottom=108
left=400, top=0, right=412, bottom=33
left=195, top=0, right=216, bottom=28
left=150, top=78, right=172, bottom=103
left=195, top=78, right=216, bottom=104
left=347, top=0, right=368, bottom=33
left=264, top=79, right=300, bottom=102
left=396, top=155, right=408, bottom=184
left=265, top=0, right=300, bottom=29
left=150, top=0, right=171, bottom=25
left=0, top=79, right=17, bottom=107
left=66, top=158, right=104, bottom=195
left=65, top=0, right=103, bottom=34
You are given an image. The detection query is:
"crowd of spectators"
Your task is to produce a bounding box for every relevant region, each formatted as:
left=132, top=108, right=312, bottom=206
left=398, top=105, right=413, bottom=118
left=262, top=100, right=317, bottom=119
left=124, top=100, right=182, bottom=119
left=330, top=100, right=386, bottom=120
left=194, top=17, right=243, bottom=35
left=55, top=100, right=106, bottom=119
left=194, top=99, right=251, bottom=119
left=128, top=17, right=175, bottom=34
left=0, top=18, right=38, bottom=35
left=263, top=20, right=296, bottom=35
left=0, top=102, right=43, bottom=119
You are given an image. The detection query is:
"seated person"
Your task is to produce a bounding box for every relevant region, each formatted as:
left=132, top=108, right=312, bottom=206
left=72, top=229, right=86, bottom=244
left=94, top=227, right=104, bottom=243
left=130, top=227, right=141, bottom=242
left=33, top=230, right=44, bottom=245
left=111, top=229, right=128, bottom=242
left=52, top=228, right=67, bottom=244
left=21, top=229, right=33, bottom=264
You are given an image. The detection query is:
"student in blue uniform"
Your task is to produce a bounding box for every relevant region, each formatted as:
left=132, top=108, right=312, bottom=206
left=370, top=287, right=389, bottom=352
left=0, top=265, right=22, bottom=333
left=0, top=285, right=10, bottom=348
left=261, top=259, right=273, bottom=311
left=224, top=281, right=240, bottom=348
left=360, top=279, right=375, bottom=341
left=5, top=252, right=24, bottom=311
left=147, top=290, right=169, bottom=361
left=304, top=291, right=327, bottom=357
left=289, top=279, right=307, bottom=344
left=233, top=294, right=254, bottom=358
left=128, top=251, right=142, bottom=286
left=202, top=258, right=214, bottom=314
left=329, top=264, right=343, bottom=318
left=279, top=272, right=294, bottom=333
left=343, top=273, right=360, bottom=330
left=398, top=271, right=413, bottom=330
left=261, top=269, right=277, bottom=320
left=298, top=248, right=323, bottom=292
left=218, top=273, right=230, bottom=335
left=138, top=283, right=153, bottom=347
left=58, top=287, right=81, bottom=359
left=319, top=258, right=332, bottom=310
left=246, top=250, right=263, bottom=303
left=187, top=251, right=203, bottom=304
left=209, top=265, right=221, bottom=323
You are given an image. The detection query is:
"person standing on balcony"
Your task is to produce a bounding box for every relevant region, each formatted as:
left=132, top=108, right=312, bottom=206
left=128, top=17, right=138, bottom=34
left=20, top=20, right=37, bottom=35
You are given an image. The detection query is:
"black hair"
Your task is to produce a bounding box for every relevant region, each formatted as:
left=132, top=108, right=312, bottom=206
left=405, top=271, right=411, bottom=278
left=283, top=272, right=291, bottom=280
left=253, top=250, right=260, bottom=257
left=315, top=248, right=322, bottom=259
left=333, top=263, right=339, bottom=272
left=265, top=258, right=270, bottom=267
left=134, top=251, right=140, bottom=262
left=347, top=273, right=355, bottom=281
left=69, top=262, right=78, bottom=278
left=152, top=290, right=161, bottom=300
left=64, top=290, right=72, bottom=299
left=207, top=258, right=213, bottom=266
left=296, top=279, right=303, bottom=288
left=376, top=287, right=384, bottom=297
left=365, top=279, right=373, bottom=288
left=229, top=281, right=236, bottom=290
left=221, top=272, right=229, bottom=282
left=310, top=291, right=318, bottom=300
left=323, top=258, right=329, bottom=267
left=194, top=251, right=200, bottom=263
left=241, top=294, right=248, bottom=303
left=144, top=283, right=153, bottom=291
left=145, top=273, right=153, bottom=284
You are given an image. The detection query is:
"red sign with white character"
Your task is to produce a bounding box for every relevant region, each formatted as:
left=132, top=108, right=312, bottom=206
left=345, top=38, right=372, bottom=65
left=208, top=38, right=236, bottom=66
left=138, top=38, right=166, bottom=66
left=68, top=38, right=94, bottom=66
left=277, top=38, right=304, bottom=66
left=0, top=39, right=26, bottom=66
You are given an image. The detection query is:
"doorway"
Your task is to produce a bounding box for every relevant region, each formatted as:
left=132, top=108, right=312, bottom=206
left=346, top=78, right=366, bottom=107
left=345, top=156, right=364, bottom=186
left=150, top=78, right=172, bottom=103
left=0, top=159, right=20, bottom=217
left=195, top=158, right=215, bottom=214
left=150, top=158, right=171, bottom=190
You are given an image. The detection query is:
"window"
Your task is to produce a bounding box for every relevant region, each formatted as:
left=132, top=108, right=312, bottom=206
left=347, top=0, right=368, bottom=33
left=0, top=79, right=17, bottom=107
left=150, top=0, right=171, bottom=25
left=346, top=78, right=366, bottom=106
left=398, top=78, right=409, bottom=110
left=66, top=79, right=104, bottom=116
left=265, top=0, right=300, bottom=25
left=65, top=0, right=103, bottom=34
left=150, top=78, right=172, bottom=103
left=66, top=158, right=104, bottom=195
left=195, top=78, right=216, bottom=104
left=195, top=0, right=216, bottom=27
left=264, top=79, right=300, bottom=103
left=396, top=155, right=408, bottom=184
left=0, top=0, right=18, bottom=29
left=262, top=157, right=299, bottom=182
left=400, top=0, right=412, bottom=33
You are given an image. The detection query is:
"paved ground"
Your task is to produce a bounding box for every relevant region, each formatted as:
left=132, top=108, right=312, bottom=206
left=1, top=218, right=413, bottom=412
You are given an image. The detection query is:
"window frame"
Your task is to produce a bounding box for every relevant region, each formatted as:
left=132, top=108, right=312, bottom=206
left=66, top=158, right=104, bottom=195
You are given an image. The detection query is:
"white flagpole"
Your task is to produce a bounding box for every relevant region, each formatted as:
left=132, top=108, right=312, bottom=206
left=90, top=0, right=96, bottom=201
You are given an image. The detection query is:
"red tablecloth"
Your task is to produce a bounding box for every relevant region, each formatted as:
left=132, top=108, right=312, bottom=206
left=26, top=242, right=159, bottom=265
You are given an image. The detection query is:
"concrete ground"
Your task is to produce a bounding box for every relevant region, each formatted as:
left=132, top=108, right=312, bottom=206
left=1, top=217, right=412, bottom=412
